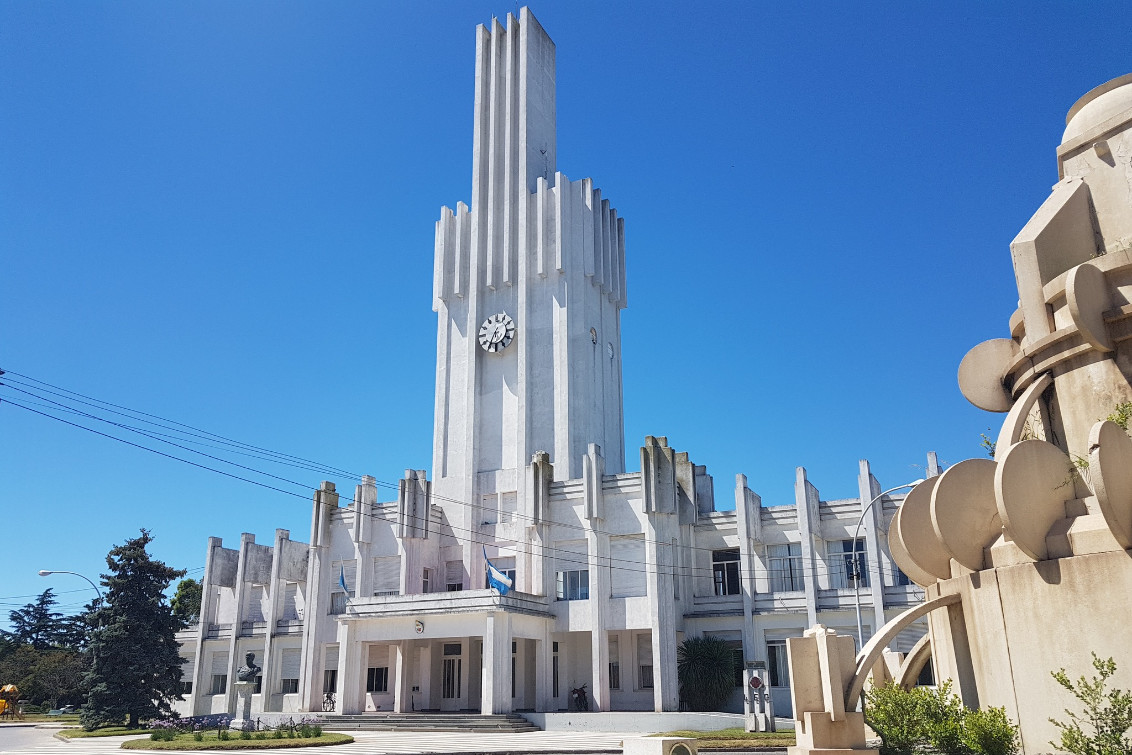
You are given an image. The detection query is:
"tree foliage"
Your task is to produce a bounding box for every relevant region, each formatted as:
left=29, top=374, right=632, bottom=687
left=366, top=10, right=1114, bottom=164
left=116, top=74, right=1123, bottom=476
left=81, top=530, right=186, bottom=730
left=4, top=589, right=65, bottom=650
left=0, top=589, right=91, bottom=709
left=170, top=578, right=202, bottom=629
left=676, top=635, right=736, bottom=711
left=1050, top=654, right=1132, bottom=755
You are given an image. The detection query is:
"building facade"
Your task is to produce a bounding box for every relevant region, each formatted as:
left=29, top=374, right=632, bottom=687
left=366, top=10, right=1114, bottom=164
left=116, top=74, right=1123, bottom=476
left=174, top=8, right=927, bottom=721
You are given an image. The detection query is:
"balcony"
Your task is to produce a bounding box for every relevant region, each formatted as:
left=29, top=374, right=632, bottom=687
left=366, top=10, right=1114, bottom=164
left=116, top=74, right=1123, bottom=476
left=275, top=619, right=303, bottom=634
left=205, top=623, right=233, bottom=639
left=239, top=620, right=268, bottom=636
left=338, top=589, right=551, bottom=620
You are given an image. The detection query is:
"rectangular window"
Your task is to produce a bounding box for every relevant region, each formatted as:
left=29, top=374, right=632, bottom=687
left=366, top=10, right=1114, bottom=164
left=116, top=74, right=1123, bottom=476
left=210, top=674, right=227, bottom=695
left=484, top=556, right=516, bottom=589
left=609, top=636, right=620, bottom=690
left=366, top=667, right=389, bottom=693
left=280, top=649, right=301, bottom=694
left=329, top=592, right=347, bottom=614
left=442, top=658, right=462, bottom=698
left=282, top=583, right=300, bottom=620
left=712, top=549, right=741, bottom=595
left=552, top=653, right=559, bottom=698
left=499, top=491, right=517, bottom=524
left=480, top=493, right=498, bottom=525
left=443, top=642, right=462, bottom=656
left=555, top=569, right=589, bottom=601
left=323, top=669, right=337, bottom=696
left=895, top=567, right=911, bottom=586
left=610, top=535, right=646, bottom=598
left=637, top=634, right=653, bottom=689
left=732, top=646, right=744, bottom=687
left=768, top=543, right=804, bottom=592
left=829, top=539, right=868, bottom=589
left=445, top=560, right=464, bottom=592
left=330, top=560, right=356, bottom=611
left=422, top=568, right=432, bottom=594
left=373, top=555, right=401, bottom=596
left=254, top=675, right=263, bottom=694
left=180, top=681, right=193, bottom=695
left=768, top=641, right=788, bottom=687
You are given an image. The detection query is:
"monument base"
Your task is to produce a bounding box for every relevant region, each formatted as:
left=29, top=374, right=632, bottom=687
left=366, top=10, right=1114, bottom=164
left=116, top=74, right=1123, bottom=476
left=229, top=682, right=256, bottom=731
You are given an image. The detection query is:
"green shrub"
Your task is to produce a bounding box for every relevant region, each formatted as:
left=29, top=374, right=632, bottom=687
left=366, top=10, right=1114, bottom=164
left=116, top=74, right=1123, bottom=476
left=148, top=729, right=177, bottom=742
left=272, top=728, right=284, bottom=739
left=1050, top=653, right=1132, bottom=755
left=192, top=732, right=203, bottom=742
left=676, top=636, right=737, bottom=711
left=217, top=729, right=230, bottom=741
left=239, top=730, right=252, bottom=740
left=963, top=707, right=1020, bottom=755
left=864, top=681, right=1018, bottom=755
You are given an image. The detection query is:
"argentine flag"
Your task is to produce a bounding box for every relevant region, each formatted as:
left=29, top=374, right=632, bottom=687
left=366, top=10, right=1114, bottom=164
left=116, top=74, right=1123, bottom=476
left=484, top=547, right=513, bottom=596
left=338, top=565, right=349, bottom=598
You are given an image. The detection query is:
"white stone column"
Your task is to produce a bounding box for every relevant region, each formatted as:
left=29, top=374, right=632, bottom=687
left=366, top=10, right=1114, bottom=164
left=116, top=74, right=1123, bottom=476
left=335, top=623, right=364, bottom=715
left=481, top=612, right=513, bottom=714
left=225, top=533, right=256, bottom=716
left=393, top=641, right=413, bottom=713
left=534, top=633, right=553, bottom=712
left=856, top=461, right=887, bottom=646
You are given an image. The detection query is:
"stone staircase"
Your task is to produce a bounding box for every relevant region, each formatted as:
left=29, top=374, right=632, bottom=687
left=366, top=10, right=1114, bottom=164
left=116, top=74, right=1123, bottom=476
left=318, top=712, right=540, bottom=732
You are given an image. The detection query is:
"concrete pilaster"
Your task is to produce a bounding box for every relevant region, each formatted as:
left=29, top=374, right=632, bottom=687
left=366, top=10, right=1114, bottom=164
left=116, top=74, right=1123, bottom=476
left=794, top=468, right=820, bottom=628
left=260, top=529, right=289, bottom=712
left=534, top=633, right=553, bottom=712
left=857, top=461, right=887, bottom=646
left=224, top=533, right=256, bottom=716
left=646, top=514, right=679, bottom=712
left=299, top=482, right=337, bottom=712
left=189, top=537, right=223, bottom=717
left=587, top=529, right=610, bottom=711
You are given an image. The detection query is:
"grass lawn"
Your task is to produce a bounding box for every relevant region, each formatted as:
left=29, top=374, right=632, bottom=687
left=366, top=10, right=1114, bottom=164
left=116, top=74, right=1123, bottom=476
left=58, top=727, right=150, bottom=738
left=653, top=729, right=795, bottom=750
left=121, top=733, right=354, bottom=750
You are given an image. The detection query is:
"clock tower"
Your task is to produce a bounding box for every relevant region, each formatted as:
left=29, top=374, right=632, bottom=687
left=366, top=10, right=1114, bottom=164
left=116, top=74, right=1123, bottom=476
left=431, top=8, right=627, bottom=528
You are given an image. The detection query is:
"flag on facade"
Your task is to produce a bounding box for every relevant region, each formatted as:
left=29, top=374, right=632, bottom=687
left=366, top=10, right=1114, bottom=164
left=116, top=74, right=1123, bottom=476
left=338, top=565, right=349, bottom=598
left=484, top=546, right=513, bottom=596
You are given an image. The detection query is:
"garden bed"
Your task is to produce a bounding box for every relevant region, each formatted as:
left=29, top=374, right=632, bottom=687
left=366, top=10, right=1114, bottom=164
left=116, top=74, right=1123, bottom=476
left=121, top=732, right=353, bottom=750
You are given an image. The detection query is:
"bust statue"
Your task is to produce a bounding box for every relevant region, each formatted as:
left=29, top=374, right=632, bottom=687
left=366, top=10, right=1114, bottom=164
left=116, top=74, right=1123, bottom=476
left=235, top=652, right=260, bottom=683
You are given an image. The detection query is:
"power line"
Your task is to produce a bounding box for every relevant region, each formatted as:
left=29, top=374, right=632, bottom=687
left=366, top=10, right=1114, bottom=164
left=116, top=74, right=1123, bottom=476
left=0, top=371, right=916, bottom=582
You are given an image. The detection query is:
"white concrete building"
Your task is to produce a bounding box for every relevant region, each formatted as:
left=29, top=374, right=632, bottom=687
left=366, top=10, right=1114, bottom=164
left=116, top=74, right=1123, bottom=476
left=174, top=7, right=927, bottom=721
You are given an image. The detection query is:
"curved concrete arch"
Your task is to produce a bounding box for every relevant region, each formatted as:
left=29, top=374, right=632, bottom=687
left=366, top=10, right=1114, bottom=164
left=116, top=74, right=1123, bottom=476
left=846, top=592, right=961, bottom=710
left=893, top=633, right=932, bottom=690
left=994, top=372, right=1052, bottom=454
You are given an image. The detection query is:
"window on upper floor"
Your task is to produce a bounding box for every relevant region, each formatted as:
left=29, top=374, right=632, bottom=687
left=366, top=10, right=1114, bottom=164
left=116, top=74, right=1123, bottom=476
left=829, top=538, right=868, bottom=589
left=422, top=568, right=433, bottom=594
left=768, top=543, right=804, bottom=592
left=210, top=674, right=227, bottom=695
left=894, top=566, right=912, bottom=586
left=712, top=549, right=741, bottom=595
left=329, top=592, right=348, bottom=615
left=555, top=569, right=589, bottom=601
left=445, top=560, right=464, bottom=592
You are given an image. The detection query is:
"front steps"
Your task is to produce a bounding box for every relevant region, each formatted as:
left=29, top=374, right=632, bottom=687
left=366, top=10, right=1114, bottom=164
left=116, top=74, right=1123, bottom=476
left=318, top=712, right=540, bottom=732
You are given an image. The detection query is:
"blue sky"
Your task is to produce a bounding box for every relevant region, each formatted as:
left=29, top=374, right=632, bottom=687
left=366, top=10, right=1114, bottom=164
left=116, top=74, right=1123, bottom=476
left=1, top=1, right=1128, bottom=623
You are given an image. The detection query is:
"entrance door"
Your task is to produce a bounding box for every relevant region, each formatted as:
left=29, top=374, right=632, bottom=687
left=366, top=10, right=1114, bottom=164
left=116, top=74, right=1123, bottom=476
left=440, top=642, right=463, bottom=711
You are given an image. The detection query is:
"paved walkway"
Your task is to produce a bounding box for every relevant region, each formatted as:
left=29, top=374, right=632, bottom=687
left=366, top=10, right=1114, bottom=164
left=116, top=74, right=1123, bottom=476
left=1, top=730, right=630, bottom=755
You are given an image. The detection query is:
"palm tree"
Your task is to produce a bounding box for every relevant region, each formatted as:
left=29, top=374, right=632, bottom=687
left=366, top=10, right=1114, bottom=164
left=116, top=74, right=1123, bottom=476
left=677, top=636, right=736, bottom=711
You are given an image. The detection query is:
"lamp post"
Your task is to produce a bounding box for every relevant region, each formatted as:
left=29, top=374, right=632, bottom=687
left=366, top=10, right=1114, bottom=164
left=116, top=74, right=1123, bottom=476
left=38, top=569, right=102, bottom=601
left=851, top=480, right=924, bottom=650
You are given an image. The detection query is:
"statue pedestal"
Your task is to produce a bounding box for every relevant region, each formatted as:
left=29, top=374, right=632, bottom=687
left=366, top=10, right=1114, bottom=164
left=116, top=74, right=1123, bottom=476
left=229, top=682, right=256, bottom=730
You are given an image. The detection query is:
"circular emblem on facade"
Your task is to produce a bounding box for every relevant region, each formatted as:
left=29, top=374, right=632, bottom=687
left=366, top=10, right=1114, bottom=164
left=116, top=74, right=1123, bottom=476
left=414, top=620, right=424, bottom=634
left=478, top=313, right=516, bottom=353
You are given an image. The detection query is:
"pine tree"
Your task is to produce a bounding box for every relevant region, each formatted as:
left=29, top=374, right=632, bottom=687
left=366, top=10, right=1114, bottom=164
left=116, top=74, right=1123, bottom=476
left=170, top=578, right=203, bottom=629
left=3, top=589, right=64, bottom=650
left=80, top=530, right=186, bottom=730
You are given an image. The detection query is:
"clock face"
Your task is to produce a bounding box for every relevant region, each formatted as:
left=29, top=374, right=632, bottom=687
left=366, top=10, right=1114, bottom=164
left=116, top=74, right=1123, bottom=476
left=478, top=313, right=516, bottom=353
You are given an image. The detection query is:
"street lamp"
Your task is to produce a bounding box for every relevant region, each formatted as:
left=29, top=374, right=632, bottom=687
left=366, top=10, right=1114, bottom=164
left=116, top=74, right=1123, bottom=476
left=38, top=569, right=102, bottom=601
left=851, top=480, right=924, bottom=650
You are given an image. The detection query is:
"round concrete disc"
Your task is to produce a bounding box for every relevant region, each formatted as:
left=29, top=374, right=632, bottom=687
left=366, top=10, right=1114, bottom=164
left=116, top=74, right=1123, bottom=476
left=995, top=372, right=1053, bottom=455
left=930, top=458, right=1000, bottom=571
left=994, top=439, right=1072, bottom=561
left=1067, top=262, right=1114, bottom=352
left=895, top=476, right=952, bottom=581
left=958, top=339, right=1018, bottom=412
left=1088, top=420, right=1132, bottom=548
left=888, top=506, right=938, bottom=588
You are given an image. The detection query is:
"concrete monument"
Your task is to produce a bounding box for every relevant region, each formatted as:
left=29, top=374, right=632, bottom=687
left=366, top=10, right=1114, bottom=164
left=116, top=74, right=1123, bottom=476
left=791, top=72, right=1132, bottom=755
